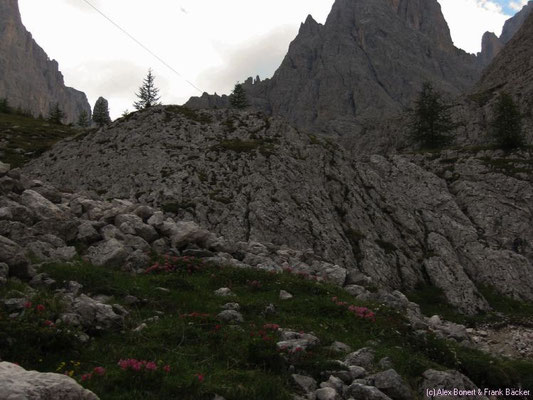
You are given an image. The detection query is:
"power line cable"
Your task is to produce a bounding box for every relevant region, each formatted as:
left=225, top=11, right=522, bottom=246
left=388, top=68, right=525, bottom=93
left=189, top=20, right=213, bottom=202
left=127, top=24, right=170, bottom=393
left=80, top=0, right=204, bottom=93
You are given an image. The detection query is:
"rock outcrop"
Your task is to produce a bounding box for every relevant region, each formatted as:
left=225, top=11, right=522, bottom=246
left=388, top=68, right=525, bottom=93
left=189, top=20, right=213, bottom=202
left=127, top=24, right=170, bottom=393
left=0, top=0, right=91, bottom=123
left=186, top=0, right=481, bottom=137
left=0, top=362, right=99, bottom=400
left=478, top=1, right=533, bottom=67
left=21, top=107, right=533, bottom=314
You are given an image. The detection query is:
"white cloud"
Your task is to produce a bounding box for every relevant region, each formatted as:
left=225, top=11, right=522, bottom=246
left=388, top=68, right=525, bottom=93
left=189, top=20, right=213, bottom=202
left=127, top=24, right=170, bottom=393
left=197, top=26, right=298, bottom=95
left=438, top=0, right=509, bottom=53
left=509, top=0, right=529, bottom=11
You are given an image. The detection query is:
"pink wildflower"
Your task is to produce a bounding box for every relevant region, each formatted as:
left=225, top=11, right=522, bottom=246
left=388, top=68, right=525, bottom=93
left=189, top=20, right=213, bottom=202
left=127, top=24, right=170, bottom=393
left=24, top=301, right=32, bottom=309
left=36, top=304, right=45, bottom=312
left=195, top=373, right=205, bottom=383
left=145, top=362, right=157, bottom=371
left=81, top=373, right=92, bottom=381
left=163, top=365, right=171, bottom=373
left=93, top=367, right=106, bottom=376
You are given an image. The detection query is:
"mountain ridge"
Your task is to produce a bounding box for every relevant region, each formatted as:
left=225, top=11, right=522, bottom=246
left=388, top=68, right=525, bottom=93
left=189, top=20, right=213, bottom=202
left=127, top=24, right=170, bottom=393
left=187, top=0, right=481, bottom=137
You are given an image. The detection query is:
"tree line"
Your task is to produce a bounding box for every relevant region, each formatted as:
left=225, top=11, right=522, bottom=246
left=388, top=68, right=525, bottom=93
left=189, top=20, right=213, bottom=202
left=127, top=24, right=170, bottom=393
left=408, top=82, right=526, bottom=150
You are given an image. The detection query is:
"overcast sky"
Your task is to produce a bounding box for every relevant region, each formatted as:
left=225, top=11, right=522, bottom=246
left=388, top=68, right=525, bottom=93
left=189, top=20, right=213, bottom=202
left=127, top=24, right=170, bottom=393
left=17, top=0, right=529, bottom=119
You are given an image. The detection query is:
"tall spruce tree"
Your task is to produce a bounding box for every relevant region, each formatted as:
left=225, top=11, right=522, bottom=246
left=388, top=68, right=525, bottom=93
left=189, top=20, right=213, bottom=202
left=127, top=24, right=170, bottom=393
left=229, top=83, right=249, bottom=109
left=133, top=69, right=161, bottom=110
left=48, top=103, right=65, bottom=125
left=408, top=82, right=454, bottom=149
left=491, top=92, right=524, bottom=150
left=93, top=97, right=111, bottom=127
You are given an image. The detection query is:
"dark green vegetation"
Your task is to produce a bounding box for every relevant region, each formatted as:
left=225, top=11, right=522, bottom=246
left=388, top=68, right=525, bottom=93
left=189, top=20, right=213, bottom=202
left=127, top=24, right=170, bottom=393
left=408, top=82, right=455, bottom=150
left=229, top=83, right=249, bottom=109
left=163, top=105, right=213, bottom=124
left=407, top=284, right=533, bottom=327
left=134, top=68, right=161, bottom=111
left=0, top=112, right=83, bottom=167
left=1, top=258, right=532, bottom=399
left=48, top=102, right=66, bottom=125
left=491, top=92, right=525, bottom=150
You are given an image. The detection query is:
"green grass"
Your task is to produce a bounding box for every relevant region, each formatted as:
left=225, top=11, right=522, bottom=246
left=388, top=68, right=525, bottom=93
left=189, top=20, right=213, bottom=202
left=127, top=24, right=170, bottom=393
left=407, top=283, right=533, bottom=328
left=1, top=259, right=532, bottom=399
left=0, top=112, right=83, bottom=167
left=163, top=105, right=213, bottom=124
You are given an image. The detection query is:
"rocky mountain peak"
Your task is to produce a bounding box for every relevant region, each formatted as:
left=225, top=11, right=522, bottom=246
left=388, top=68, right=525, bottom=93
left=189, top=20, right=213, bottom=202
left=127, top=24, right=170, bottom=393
left=475, top=9, right=533, bottom=112
left=187, top=0, right=481, bottom=137
left=0, top=0, right=90, bottom=123
left=500, top=0, right=533, bottom=43
left=478, top=1, right=533, bottom=67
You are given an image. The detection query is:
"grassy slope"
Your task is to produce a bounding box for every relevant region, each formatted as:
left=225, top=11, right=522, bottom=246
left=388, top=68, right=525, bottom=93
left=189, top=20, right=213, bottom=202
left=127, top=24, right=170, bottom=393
left=0, top=112, right=85, bottom=167
left=1, top=258, right=532, bottom=400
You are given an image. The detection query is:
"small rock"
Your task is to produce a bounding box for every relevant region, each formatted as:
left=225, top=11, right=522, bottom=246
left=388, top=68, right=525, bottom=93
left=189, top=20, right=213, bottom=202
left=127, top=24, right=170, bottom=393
left=345, top=383, right=392, bottom=400
left=345, top=347, right=375, bottom=369
left=329, top=341, right=352, bottom=353
left=378, top=357, right=394, bottom=370
left=133, top=323, right=147, bottom=332
left=320, top=375, right=344, bottom=392
left=428, top=315, right=441, bottom=327
left=292, top=374, right=317, bottom=394
left=29, top=273, right=56, bottom=288
left=315, top=387, right=340, bottom=400
left=280, top=290, right=293, bottom=300
left=221, top=302, right=240, bottom=311
left=214, top=287, right=235, bottom=297
left=217, top=310, right=244, bottom=323
left=349, top=365, right=367, bottom=380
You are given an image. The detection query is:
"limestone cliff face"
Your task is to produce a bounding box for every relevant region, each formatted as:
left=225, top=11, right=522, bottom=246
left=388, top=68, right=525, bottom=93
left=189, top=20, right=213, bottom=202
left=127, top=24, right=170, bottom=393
left=0, top=0, right=90, bottom=123
left=478, top=1, right=533, bottom=68
left=23, top=106, right=533, bottom=314
left=187, top=0, right=481, bottom=137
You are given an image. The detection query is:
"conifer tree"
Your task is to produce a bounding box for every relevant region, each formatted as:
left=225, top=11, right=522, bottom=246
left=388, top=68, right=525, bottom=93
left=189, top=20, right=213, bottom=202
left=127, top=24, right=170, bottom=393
left=48, top=103, right=65, bottom=125
left=133, top=69, right=161, bottom=110
left=93, top=97, right=111, bottom=127
left=491, top=92, right=524, bottom=149
left=77, top=110, right=90, bottom=128
left=0, top=98, right=11, bottom=114
left=229, top=83, right=249, bottom=109
left=408, top=82, right=454, bottom=149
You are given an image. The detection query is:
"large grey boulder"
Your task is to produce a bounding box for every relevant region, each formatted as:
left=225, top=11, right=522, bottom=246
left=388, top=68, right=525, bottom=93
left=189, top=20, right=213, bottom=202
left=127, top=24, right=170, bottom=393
left=345, top=347, right=375, bottom=370
left=0, top=361, right=99, bottom=399
left=70, top=294, right=124, bottom=331
left=368, top=369, right=412, bottom=400
left=419, top=369, right=488, bottom=400
left=115, top=213, right=158, bottom=243
left=0, top=235, right=31, bottom=278
left=86, top=239, right=128, bottom=267
left=345, top=383, right=393, bottom=400
left=19, top=190, right=66, bottom=221
left=292, top=374, right=317, bottom=394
